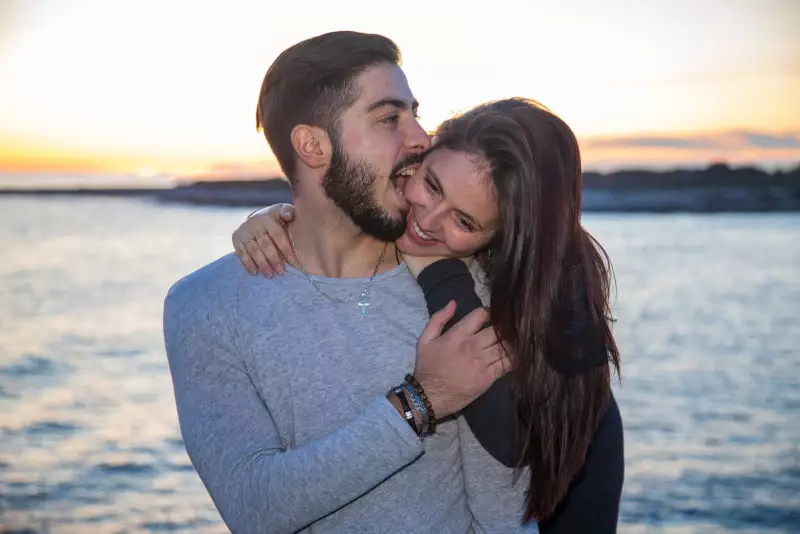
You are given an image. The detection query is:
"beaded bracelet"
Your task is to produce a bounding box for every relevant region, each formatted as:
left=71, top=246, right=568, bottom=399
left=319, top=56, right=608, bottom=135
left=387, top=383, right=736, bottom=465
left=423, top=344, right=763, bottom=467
left=392, top=386, right=418, bottom=435
left=405, top=374, right=437, bottom=434
left=403, top=383, right=429, bottom=437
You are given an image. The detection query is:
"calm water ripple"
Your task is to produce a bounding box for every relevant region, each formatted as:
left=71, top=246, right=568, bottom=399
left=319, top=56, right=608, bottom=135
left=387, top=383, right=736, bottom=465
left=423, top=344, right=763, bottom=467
left=1, top=197, right=798, bottom=533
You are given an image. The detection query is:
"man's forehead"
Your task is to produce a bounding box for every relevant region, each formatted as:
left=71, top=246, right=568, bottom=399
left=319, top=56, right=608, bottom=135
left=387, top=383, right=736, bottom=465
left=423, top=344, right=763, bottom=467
left=353, top=64, right=417, bottom=111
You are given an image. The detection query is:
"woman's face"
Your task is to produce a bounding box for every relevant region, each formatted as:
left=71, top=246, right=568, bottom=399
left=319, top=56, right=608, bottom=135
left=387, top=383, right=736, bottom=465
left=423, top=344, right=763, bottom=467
left=395, top=148, right=498, bottom=258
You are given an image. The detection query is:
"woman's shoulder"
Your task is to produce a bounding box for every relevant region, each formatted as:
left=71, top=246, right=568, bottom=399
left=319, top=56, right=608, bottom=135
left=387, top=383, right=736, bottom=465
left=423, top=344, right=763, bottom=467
left=469, top=262, right=491, bottom=306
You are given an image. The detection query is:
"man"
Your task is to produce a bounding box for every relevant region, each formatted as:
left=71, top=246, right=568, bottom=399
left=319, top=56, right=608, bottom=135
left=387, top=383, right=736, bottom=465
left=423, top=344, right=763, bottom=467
left=163, top=31, right=509, bottom=533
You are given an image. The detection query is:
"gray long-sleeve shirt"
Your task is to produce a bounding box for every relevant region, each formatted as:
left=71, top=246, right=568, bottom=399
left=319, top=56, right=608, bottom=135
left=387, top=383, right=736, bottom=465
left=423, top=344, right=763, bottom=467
left=163, top=254, right=535, bottom=534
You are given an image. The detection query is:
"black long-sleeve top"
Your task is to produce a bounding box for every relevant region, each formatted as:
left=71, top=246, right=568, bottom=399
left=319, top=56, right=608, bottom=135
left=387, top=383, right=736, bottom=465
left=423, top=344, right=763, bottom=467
left=416, top=259, right=624, bottom=533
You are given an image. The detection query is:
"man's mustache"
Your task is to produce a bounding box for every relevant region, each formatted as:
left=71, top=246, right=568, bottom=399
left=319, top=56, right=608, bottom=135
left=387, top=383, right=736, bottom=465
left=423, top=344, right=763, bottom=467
left=390, top=153, right=425, bottom=179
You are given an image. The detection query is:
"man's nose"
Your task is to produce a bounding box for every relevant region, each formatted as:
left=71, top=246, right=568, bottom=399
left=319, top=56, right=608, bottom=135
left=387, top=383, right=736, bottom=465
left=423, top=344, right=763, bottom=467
left=404, top=117, right=431, bottom=154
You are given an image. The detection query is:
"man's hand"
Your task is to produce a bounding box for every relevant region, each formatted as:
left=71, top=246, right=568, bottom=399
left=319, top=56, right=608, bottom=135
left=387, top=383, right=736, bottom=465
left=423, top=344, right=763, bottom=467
left=414, top=301, right=511, bottom=418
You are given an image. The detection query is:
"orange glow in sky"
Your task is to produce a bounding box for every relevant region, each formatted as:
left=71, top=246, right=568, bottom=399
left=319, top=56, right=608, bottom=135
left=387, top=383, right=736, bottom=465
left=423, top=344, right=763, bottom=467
left=1, top=0, right=798, bottom=177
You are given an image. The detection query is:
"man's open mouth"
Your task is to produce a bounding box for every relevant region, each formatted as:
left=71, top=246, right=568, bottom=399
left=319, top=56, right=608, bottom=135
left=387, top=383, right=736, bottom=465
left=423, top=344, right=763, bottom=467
left=391, top=163, right=419, bottom=202
left=392, top=163, right=418, bottom=184
left=390, top=154, right=423, bottom=185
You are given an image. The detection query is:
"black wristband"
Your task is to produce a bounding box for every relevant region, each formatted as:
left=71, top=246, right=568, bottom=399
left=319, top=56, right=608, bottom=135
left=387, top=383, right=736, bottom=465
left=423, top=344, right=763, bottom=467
left=392, top=386, right=419, bottom=435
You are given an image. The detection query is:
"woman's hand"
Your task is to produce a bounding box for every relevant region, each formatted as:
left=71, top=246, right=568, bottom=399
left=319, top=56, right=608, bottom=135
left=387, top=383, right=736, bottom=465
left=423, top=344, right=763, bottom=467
left=402, top=252, right=474, bottom=279
left=232, top=204, right=297, bottom=277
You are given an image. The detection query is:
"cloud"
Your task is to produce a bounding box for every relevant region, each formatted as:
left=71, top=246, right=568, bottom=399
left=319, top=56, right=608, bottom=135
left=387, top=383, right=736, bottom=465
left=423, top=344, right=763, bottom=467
left=585, top=131, right=800, bottom=151
left=206, top=161, right=279, bottom=174
left=591, top=137, right=720, bottom=149
left=740, top=132, right=800, bottom=149
left=185, top=160, right=284, bottom=179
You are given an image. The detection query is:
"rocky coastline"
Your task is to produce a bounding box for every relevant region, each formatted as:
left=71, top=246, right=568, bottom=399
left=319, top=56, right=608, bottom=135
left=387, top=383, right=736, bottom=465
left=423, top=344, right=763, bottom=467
left=2, top=163, right=798, bottom=212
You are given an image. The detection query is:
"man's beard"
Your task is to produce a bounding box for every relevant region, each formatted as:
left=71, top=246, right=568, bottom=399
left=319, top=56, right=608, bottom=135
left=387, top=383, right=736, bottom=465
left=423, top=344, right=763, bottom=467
left=322, top=137, right=407, bottom=242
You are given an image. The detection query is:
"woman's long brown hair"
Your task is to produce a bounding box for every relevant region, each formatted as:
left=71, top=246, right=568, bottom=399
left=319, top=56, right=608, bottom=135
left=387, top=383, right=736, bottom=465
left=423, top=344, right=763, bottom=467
left=432, top=98, right=621, bottom=522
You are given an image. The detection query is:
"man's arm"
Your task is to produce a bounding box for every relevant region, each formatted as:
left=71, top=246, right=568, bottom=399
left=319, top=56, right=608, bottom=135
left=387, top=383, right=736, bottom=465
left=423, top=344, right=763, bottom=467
left=163, top=287, right=423, bottom=534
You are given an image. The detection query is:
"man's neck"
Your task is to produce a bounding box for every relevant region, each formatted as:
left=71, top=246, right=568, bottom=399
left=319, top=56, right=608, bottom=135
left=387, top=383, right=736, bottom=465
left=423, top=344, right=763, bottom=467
left=289, top=198, right=398, bottom=279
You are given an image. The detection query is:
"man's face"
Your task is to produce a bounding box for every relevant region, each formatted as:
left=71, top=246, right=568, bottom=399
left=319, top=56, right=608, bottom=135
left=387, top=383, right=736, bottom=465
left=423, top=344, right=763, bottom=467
left=323, top=64, right=430, bottom=241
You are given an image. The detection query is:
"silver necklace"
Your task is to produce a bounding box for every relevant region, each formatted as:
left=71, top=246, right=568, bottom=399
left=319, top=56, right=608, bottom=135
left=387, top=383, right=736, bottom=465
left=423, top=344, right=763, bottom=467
left=287, top=227, right=388, bottom=319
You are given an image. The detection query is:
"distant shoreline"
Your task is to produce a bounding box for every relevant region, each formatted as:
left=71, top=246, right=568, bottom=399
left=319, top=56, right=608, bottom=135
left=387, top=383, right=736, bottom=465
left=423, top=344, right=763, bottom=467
left=2, top=163, right=798, bottom=212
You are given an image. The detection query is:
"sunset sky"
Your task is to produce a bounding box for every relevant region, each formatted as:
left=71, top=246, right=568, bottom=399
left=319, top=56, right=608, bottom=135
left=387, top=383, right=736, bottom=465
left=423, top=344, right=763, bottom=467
left=0, top=0, right=798, bottom=178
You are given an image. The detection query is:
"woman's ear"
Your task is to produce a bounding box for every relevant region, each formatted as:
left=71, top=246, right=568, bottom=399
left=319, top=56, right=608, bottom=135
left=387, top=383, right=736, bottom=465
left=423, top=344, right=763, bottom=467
left=290, top=125, right=332, bottom=169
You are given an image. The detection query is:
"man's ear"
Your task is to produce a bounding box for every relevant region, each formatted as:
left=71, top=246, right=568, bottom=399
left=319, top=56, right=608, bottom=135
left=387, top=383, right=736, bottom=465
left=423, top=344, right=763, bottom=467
left=290, top=125, right=332, bottom=169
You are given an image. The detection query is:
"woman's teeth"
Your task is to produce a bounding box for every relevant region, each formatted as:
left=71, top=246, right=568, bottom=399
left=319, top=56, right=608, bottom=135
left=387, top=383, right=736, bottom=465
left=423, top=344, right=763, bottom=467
left=412, top=216, right=433, bottom=240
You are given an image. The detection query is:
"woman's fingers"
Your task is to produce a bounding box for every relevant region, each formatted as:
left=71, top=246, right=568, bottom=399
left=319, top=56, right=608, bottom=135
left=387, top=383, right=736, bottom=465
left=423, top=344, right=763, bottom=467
left=248, top=208, right=295, bottom=267
left=234, top=237, right=260, bottom=275
left=255, top=233, right=286, bottom=275
left=233, top=204, right=299, bottom=277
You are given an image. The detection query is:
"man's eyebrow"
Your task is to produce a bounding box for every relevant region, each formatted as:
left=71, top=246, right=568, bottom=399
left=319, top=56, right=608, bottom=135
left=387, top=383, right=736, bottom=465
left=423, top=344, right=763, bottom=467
left=426, top=166, right=484, bottom=231
left=367, top=98, right=420, bottom=114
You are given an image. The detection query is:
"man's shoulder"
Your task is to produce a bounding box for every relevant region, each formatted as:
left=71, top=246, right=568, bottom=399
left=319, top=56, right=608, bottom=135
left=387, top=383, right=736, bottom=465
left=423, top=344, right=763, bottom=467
left=167, top=252, right=243, bottom=296
left=164, top=253, right=296, bottom=325
left=162, top=255, right=249, bottom=362
left=164, top=253, right=249, bottom=317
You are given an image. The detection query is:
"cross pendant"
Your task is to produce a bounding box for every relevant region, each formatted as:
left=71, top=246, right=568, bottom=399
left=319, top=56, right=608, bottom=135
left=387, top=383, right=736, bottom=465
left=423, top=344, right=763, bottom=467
left=357, top=293, right=370, bottom=319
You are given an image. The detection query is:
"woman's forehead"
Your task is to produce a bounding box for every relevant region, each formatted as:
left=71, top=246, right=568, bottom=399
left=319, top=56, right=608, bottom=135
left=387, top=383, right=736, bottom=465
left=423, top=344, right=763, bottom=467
left=424, top=148, right=498, bottom=228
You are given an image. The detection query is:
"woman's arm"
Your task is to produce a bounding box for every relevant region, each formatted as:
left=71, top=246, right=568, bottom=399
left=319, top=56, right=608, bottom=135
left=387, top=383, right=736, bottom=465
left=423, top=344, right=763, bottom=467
left=416, top=258, right=522, bottom=466
left=539, top=393, right=624, bottom=533
left=232, top=204, right=297, bottom=277
left=417, top=258, right=624, bottom=530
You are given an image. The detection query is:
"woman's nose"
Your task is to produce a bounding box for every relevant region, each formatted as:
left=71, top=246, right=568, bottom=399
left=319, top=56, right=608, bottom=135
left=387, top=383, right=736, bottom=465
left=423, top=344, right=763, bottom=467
left=414, top=208, right=439, bottom=233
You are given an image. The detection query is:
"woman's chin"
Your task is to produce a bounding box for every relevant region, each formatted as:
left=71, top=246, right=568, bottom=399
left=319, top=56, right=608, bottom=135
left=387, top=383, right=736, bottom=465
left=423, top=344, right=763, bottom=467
left=396, top=233, right=449, bottom=257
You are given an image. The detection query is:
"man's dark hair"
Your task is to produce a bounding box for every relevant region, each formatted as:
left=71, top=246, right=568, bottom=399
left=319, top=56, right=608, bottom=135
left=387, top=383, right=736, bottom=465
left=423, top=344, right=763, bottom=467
left=256, top=31, right=401, bottom=182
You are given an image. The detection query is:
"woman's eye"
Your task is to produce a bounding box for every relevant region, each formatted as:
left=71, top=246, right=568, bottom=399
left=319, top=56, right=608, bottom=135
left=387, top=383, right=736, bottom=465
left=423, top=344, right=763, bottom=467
left=456, top=217, right=474, bottom=232
left=424, top=176, right=439, bottom=193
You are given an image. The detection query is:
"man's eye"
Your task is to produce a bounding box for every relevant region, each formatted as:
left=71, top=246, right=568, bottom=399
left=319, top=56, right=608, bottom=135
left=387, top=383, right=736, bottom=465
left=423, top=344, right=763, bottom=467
left=381, top=115, right=399, bottom=124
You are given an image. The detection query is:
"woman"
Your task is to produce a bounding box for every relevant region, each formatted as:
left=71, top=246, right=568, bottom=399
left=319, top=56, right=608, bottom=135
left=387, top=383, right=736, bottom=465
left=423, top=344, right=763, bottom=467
left=233, top=98, right=623, bottom=531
